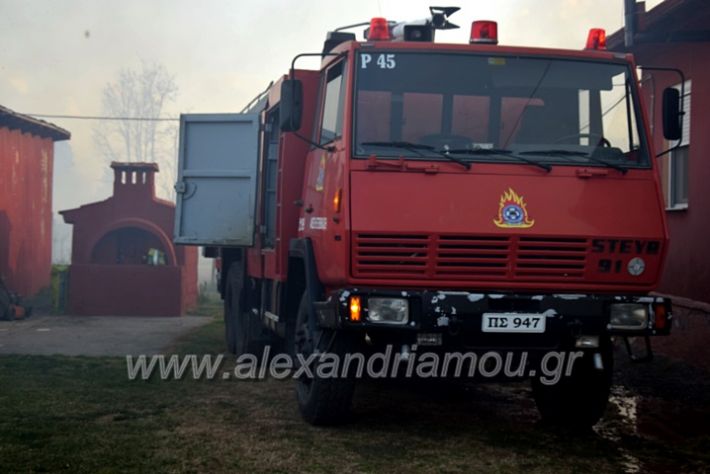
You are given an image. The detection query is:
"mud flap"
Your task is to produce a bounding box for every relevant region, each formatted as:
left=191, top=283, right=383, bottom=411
left=622, top=335, right=654, bottom=363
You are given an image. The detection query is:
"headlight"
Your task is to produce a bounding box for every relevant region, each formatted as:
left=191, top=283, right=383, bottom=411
left=367, top=298, right=409, bottom=324
left=610, top=303, right=649, bottom=330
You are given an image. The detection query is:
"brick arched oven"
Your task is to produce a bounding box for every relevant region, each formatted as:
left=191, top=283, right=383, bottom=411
left=61, top=162, right=197, bottom=316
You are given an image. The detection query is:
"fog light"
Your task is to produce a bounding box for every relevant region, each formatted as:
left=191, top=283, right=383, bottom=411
left=652, top=301, right=671, bottom=330
left=349, top=296, right=362, bottom=322
left=610, top=303, right=649, bottom=330
left=367, top=298, right=409, bottom=324
left=575, top=335, right=600, bottom=348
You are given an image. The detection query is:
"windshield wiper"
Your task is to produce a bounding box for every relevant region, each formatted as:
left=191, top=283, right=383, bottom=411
left=518, top=149, right=628, bottom=174
left=445, top=148, right=552, bottom=172
left=361, top=141, right=471, bottom=170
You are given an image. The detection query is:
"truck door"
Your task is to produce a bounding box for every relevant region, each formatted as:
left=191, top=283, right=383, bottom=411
left=301, top=59, right=349, bottom=281
left=174, top=113, right=260, bottom=246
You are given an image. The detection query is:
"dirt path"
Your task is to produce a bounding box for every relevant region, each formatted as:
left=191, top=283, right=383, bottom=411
left=0, top=314, right=211, bottom=356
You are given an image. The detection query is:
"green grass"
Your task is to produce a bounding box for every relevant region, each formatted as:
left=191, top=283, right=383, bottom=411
left=0, top=304, right=708, bottom=473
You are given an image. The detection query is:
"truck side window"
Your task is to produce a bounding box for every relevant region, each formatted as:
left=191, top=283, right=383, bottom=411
left=320, top=61, right=346, bottom=145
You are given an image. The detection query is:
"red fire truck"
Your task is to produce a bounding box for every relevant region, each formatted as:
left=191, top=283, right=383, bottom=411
left=174, top=8, right=680, bottom=428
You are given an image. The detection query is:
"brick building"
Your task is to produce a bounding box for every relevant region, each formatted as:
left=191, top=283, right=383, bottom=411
left=61, top=162, right=198, bottom=316
left=609, top=0, right=710, bottom=303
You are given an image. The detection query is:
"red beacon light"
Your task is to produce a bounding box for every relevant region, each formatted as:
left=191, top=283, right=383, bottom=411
left=585, top=28, right=607, bottom=50
left=367, top=17, right=391, bottom=41
left=470, top=20, right=498, bottom=45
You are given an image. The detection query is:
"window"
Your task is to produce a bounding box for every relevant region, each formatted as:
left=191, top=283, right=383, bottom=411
left=670, top=146, right=688, bottom=207
left=667, top=80, right=690, bottom=209
left=354, top=53, right=649, bottom=168
left=320, top=61, right=346, bottom=144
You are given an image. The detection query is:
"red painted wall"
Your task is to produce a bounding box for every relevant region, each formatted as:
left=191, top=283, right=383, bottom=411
left=634, top=42, right=710, bottom=303
left=68, top=264, right=184, bottom=316
left=0, top=128, right=54, bottom=297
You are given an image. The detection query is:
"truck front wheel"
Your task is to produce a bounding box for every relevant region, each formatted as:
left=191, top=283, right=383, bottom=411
left=531, top=342, right=613, bottom=430
left=294, top=293, right=355, bottom=425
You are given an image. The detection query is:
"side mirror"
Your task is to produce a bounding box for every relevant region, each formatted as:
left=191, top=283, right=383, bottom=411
left=662, top=87, right=682, bottom=141
left=280, top=79, right=303, bottom=132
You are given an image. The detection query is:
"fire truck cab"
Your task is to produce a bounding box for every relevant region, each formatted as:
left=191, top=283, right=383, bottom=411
left=174, top=9, right=680, bottom=428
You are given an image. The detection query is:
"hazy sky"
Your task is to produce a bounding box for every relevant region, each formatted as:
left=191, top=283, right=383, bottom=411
left=0, top=0, right=663, bottom=261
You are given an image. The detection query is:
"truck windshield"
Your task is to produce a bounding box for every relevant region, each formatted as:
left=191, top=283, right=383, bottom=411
left=354, top=52, right=649, bottom=169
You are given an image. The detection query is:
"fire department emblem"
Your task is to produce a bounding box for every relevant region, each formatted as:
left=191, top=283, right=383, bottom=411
left=493, top=188, right=535, bottom=229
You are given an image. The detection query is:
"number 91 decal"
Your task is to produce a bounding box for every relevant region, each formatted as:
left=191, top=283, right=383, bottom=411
left=361, top=53, right=396, bottom=69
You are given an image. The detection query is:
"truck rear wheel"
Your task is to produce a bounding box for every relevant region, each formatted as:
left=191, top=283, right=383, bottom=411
left=531, top=343, right=613, bottom=430
left=224, top=262, right=265, bottom=356
left=294, top=293, right=355, bottom=425
left=223, top=264, right=240, bottom=354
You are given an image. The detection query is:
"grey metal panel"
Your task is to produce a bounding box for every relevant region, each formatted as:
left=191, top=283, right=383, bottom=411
left=174, top=113, right=259, bottom=246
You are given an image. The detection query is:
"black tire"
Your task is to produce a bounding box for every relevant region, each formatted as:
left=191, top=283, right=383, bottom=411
left=224, top=262, right=266, bottom=356
left=294, top=293, right=355, bottom=426
left=223, top=264, right=240, bottom=354
left=532, top=341, right=613, bottom=430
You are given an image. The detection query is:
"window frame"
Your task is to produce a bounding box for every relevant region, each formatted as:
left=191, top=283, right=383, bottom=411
left=317, top=59, right=348, bottom=146
left=666, top=79, right=691, bottom=211
left=261, top=107, right=281, bottom=248
left=351, top=51, right=652, bottom=168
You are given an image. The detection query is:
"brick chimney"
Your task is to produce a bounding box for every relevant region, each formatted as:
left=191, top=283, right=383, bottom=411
left=111, top=161, right=159, bottom=199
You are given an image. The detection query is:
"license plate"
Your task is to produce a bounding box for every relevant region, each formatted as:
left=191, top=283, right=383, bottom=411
left=481, top=313, right=546, bottom=333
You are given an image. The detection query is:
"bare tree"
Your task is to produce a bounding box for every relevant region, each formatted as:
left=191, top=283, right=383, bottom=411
left=93, top=61, right=178, bottom=200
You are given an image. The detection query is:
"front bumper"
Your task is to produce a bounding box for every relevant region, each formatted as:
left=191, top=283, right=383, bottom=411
left=314, top=289, right=671, bottom=349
